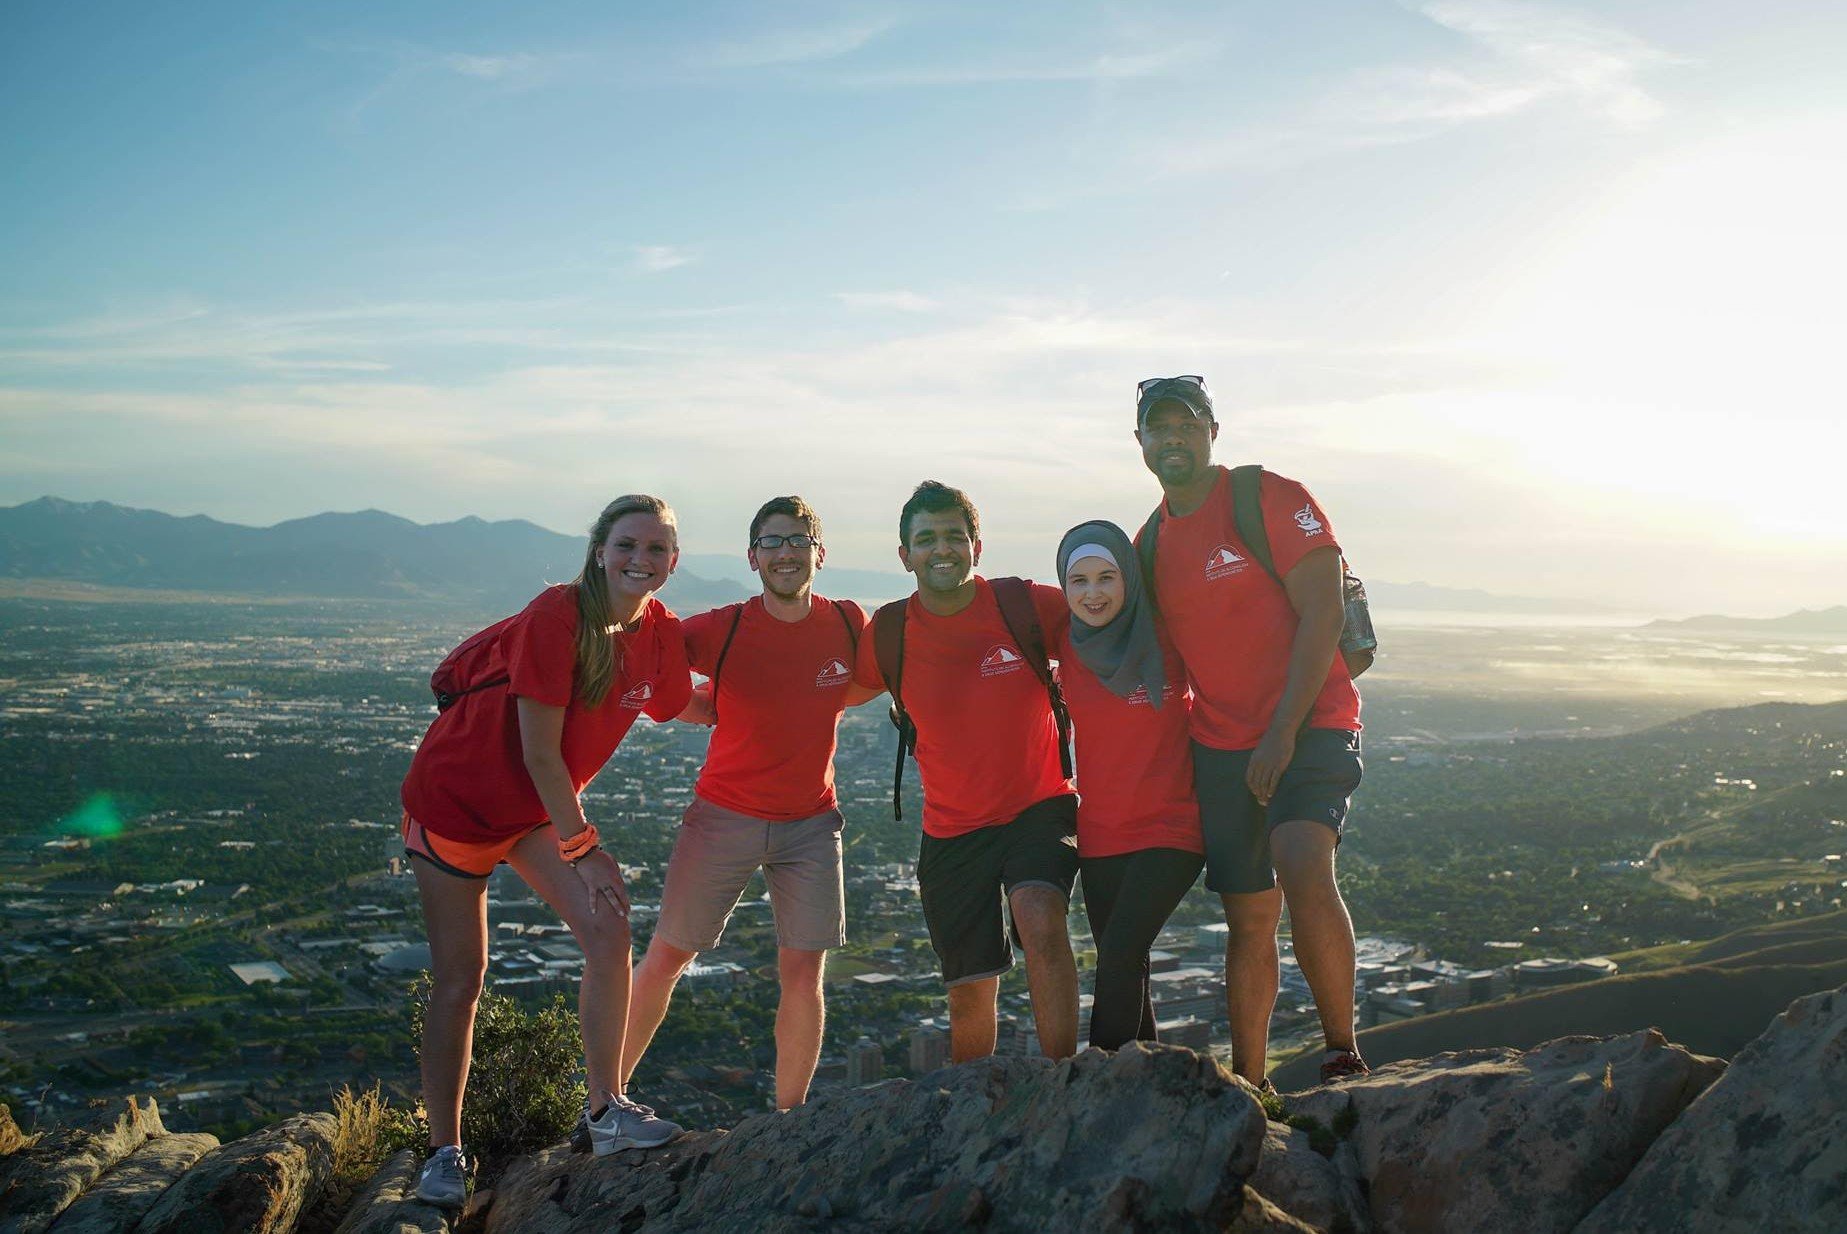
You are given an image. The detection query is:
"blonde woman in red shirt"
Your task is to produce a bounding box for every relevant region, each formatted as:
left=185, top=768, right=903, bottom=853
left=398, top=495, right=692, bottom=1206
left=1055, top=519, right=1204, bottom=1050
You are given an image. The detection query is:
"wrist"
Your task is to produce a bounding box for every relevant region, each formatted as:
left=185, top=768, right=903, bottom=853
left=558, top=823, right=601, bottom=865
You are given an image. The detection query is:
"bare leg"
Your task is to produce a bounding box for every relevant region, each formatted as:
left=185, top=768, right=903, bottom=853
left=508, top=830, right=633, bottom=1100
left=1220, top=888, right=1283, bottom=1084
left=1009, top=885, right=1078, bottom=1060
left=620, top=939, right=698, bottom=1091
left=947, top=977, right=999, bottom=1062
left=411, top=861, right=489, bottom=1148
left=1272, top=821, right=1357, bottom=1051
left=775, top=948, right=827, bottom=1109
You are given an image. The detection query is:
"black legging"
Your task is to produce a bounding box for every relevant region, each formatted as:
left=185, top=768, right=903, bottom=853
left=1080, top=846, right=1205, bottom=1050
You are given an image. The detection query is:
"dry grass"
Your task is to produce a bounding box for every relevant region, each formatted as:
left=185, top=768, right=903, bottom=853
left=0, top=1102, right=35, bottom=1155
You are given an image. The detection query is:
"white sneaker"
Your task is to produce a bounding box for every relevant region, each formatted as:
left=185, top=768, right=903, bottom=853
left=414, top=1144, right=468, bottom=1208
left=588, top=1092, right=682, bottom=1155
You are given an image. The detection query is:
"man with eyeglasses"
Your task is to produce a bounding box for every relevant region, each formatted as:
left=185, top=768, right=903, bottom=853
left=1133, top=376, right=1368, bottom=1088
left=620, top=495, right=878, bottom=1111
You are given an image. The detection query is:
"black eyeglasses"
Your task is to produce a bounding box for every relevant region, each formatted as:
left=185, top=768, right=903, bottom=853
left=751, top=533, right=819, bottom=550
left=1137, top=374, right=1207, bottom=396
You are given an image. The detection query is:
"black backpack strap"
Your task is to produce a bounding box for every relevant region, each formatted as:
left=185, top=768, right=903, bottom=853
left=834, top=599, right=865, bottom=657
left=872, top=599, right=914, bottom=821
left=1136, top=505, right=1164, bottom=618
left=434, top=675, right=508, bottom=712
left=991, top=577, right=1074, bottom=781
left=1229, top=463, right=1282, bottom=587
left=707, top=603, right=746, bottom=722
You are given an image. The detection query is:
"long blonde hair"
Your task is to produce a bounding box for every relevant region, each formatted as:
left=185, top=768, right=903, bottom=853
left=574, top=494, right=677, bottom=707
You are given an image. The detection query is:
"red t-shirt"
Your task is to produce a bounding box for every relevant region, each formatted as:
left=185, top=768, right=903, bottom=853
left=852, top=577, right=1075, bottom=839
left=682, top=596, right=867, bottom=821
left=401, top=586, right=692, bottom=842
left=1051, top=625, right=1203, bottom=859
left=1149, top=466, right=1362, bottom=750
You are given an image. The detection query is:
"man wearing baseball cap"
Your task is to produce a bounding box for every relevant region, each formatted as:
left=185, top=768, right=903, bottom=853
left=1132, top=375, right=1368, bottom=1088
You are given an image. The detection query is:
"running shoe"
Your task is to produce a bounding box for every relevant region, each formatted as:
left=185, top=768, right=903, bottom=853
left=414, top=1144, right=468, bottom=1208
left=587, top=1092, right=683, bottom=1155
left=1319, top=1048, right=1371, bottom=1084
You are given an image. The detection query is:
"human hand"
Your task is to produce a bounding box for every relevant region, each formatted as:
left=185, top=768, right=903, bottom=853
left=1245, top=726, right=1297, bottom=806
left=574, top=848, right=629, bottom=917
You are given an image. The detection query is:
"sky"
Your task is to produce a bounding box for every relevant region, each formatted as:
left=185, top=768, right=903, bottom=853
left=2, top=0, right=1844, bottom=615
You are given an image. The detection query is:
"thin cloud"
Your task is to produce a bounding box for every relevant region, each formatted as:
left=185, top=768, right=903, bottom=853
left=834, top=291, right=940, bottom=313
left=707, top=14, right=898, bottom=68
left=1412, top=0, right=1675, bottom=128
left=440, top=52, right=545, bottom=82
left=826, top=44, right=1209, bottom=89
left=634, top=245, right=697, bottom=273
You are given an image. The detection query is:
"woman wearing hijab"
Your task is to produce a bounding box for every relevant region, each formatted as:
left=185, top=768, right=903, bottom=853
left=1055, top=520, right=1205, bottom=1050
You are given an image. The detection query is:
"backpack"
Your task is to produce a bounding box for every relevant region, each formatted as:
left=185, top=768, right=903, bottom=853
left=870, top=577, right=1072, bottom=822
left=430, top=614, right=519, bottom=711
left=1138, top=464, right=1377, bottom=678
left=707, top=598, right=866, bottom=721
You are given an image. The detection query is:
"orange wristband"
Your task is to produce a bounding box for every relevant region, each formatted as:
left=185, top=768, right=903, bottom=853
left=558, top=824, right=601, bottom=864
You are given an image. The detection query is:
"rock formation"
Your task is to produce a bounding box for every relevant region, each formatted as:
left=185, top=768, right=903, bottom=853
left=0, top=984, right=1839, bottom=1233
left=1577, top=984, right=1847, bottom=1232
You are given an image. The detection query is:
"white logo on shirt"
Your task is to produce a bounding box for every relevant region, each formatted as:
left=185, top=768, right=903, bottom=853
left=1205, top=544, right=1247, bottom=582
left=815, top=658, right=851, bottom=688
left=979, top=644, right=1025, bottom=677
left=1293, top=504, right=1325, bottom=536
left=619, top=681, right=654, bottom=708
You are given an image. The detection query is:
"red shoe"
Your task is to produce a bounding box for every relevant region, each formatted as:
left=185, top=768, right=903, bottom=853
left=1319, top=1048, right=1370, bottom=1084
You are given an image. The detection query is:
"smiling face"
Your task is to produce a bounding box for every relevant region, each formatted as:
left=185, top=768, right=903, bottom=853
left=748, top=511, right=823, bottom=602
left=1136, top=402, right=1217, bottom=489
left=597, top=511, right=677, bottom=606
left=1064, top=555, right=1126, bottom=628
left=899, top=508, right=979, bottom=596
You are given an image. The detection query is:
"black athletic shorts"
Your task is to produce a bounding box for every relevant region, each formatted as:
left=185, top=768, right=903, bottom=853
left=916, top=793, right=1079, bottom=986
left=1193, top=729, right=1362, bottom=895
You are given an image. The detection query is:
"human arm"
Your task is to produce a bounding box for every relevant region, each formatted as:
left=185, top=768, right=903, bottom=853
left=676, top=682, right=718, bottom=725
left=517, top=695, right=628, bottom=915
left=1244, top=546, right=1344, bottom=804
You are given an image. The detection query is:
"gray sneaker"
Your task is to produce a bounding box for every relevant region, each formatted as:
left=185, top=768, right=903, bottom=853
left=414, top=1144, right=468, bottom=1208
left=588, top=1093, right=682, bottom=1155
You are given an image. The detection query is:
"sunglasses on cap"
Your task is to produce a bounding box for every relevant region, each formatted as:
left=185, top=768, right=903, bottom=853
left=1136, top=374, right=1207, bottom=396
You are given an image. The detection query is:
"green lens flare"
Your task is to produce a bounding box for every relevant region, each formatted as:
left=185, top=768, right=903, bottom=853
left=60, top=792, right=126, bottom=839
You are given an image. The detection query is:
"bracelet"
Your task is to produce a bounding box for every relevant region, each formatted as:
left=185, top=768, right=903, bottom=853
left=558, top=824, right=601, bottom=865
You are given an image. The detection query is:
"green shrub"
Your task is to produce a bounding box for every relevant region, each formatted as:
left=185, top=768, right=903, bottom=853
left=406, top=977, right=586, bottom=1176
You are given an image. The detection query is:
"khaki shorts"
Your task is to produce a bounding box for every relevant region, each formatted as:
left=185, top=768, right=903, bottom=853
left=654, top=795, right=846, bottom=953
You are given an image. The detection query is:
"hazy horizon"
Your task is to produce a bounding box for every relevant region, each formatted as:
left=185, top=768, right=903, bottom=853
left=4, top=2, right=1844, bottom=614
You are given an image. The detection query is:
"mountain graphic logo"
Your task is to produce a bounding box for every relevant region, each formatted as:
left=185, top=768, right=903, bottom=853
left=619, top=681, right=655, bottom=707
left=1205, top=544, right=1247, bottom=581
left=979, top=645, right=1025, bottom=677
left=815, top=658, right=851, bottom=687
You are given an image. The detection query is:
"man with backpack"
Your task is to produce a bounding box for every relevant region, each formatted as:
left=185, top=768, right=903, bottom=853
left=853, top=481, right=1080, bottom=1063
left=1133, top=375, right=1370, bottom=1088
left=619, top=496, right=875, bottom=1111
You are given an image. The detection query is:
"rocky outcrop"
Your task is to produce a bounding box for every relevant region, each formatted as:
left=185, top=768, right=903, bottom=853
left=44, top=1132, right=217, bottom=1234
left=330, top=1149, right=452, bottom=1234
left=1250, top=1121, right=1370, bottom=1234
left=2, top=985, right=1842, bottom=1233
left=133, top=1113, right=336, bottom=1234
left=0, top=1107, right=26, bottom=1158
left=1285, top=1029, right=1724, bottom=1234
left=0, top=1096, right=165, bottom=1234
left=1576, top=984, right=1847, bottom=1232
left=488, top=1045, right=1267, bottom=1232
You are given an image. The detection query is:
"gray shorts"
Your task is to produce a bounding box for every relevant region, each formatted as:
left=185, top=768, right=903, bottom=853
left=653, top=794, right=846, bottom=953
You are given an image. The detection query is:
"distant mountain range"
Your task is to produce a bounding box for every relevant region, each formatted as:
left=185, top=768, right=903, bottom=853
left=0, top=497, right=749, bottom=611
left=1, top=498, right=1826, bottom=625
left=1644, top=607, right=1847, bottom=635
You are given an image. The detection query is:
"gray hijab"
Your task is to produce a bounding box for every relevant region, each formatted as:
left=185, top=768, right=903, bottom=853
left=1056, top=519, right=1167, bottom=709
